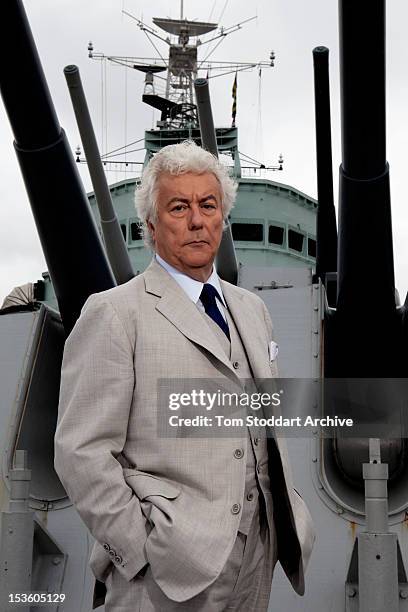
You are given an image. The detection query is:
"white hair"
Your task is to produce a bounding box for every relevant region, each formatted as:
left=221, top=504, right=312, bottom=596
left=134, top=140, right=238, bottom=249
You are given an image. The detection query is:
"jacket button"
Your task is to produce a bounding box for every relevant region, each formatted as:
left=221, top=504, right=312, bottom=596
left=257, top=464, right=261, bottom=473
left=231, top=503, right=241, bottom=515
left=108, top=550, right=116, bottom=558
left=103, top=543, right=110, bottom=551
left=234, top=448, right=244, bottom=459
left=115, top=555, right=123, bottom=564
left=247, top=492, right=254, bottom=501
left=233, top=361, right=239, bottom=369
left=254, top=437, right=259, bottom=446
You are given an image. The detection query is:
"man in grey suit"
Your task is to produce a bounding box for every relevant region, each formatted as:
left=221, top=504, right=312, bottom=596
left=54, top=140, right=315, bottom=611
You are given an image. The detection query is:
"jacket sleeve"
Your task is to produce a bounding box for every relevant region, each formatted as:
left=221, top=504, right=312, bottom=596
left=54, top=292, right=148, bottom=582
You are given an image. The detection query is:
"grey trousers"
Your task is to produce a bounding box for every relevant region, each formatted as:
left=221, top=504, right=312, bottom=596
left=104, top=508, right=278, bottom=612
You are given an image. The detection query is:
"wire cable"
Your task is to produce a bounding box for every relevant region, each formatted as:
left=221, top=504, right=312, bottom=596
left=255, top=67, right=264, bottom=160
left=124, top=58, right=128, bottom=176
left=218, top=0, right=229, bottom=23
left=100, top=61, right=104, bottom=155
left=143, top=31, right=168, bottom=68
left=104, top=59, right=108, bottom=159
left=101, top=137, right=145, bottom=158
left=198, top=37, right=225, bottom=70
left=208, top=0, right=217, bottom=22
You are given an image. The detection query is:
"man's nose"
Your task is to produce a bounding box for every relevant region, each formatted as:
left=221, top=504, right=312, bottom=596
left=187, top=203, right=204, bottom=229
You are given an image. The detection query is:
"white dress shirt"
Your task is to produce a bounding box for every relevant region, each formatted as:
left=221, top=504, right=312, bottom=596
left=155, top=253, right=228, bottom=322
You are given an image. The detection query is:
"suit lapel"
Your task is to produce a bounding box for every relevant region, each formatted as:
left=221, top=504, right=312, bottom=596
left=220, top=280, right=272, bottom=380
left=143, top=259, right=239, bottom=379
left=221, top=281, right=287, bottom=454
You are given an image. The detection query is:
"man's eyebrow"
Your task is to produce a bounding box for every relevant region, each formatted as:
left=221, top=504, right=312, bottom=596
left=166, top=194, right=218, bottom=206
left=166, top=196, right=189, bottom=206
left=200, top=194, right=218, bottom=201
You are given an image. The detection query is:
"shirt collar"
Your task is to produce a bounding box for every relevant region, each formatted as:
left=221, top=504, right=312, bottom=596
left=155, top=253, right=226, bottom=307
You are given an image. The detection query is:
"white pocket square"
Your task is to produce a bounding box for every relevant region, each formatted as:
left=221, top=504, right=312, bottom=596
left=269, top=340, right=279, bottom=361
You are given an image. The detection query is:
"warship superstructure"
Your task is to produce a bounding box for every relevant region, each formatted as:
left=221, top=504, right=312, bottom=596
left=33, top=5, right=317, bottom=311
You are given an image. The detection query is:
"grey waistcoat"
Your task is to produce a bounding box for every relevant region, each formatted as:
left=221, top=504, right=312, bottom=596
left=201, top=305, right=274, bottom=536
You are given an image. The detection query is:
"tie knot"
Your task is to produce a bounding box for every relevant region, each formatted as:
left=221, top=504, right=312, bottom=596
left=200, top=283, right=221, bottom=307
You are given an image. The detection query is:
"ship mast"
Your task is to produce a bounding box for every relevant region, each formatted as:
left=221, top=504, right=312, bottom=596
left=87, top=6, right=282, bottom=173
left=89, top=7, right=273, bottom=130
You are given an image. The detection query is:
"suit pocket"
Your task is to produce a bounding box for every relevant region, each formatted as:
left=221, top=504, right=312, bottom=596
left=124, top=473, right=181, bottom=530
left=123, top=471, right=181, bottom=500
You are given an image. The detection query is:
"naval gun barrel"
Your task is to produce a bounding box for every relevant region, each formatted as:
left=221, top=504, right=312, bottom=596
left=340, top=2, right=386, bottom=179
left=312, top=46, right=337, bottom=304
left=337, top=0, right=395, bottom=315
left=325, top=0, right=402, bottom=377
left=64, top=65, right=135, bottom=285
left=194, top=78, right=218, bottom=157
left=0, top=0, right=115, bottom=335
left=194, top=78, right=239, bottom=285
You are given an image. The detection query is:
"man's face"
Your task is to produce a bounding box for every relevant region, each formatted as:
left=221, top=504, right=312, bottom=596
left=147, top=171, right=224, bottom=282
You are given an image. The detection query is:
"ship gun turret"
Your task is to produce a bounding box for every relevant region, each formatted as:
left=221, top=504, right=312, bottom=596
left=0, top=0, right=116, bottom=335
left=312, top=2, right=408, bottom=608
left=314, top=0, right=407, bottom=478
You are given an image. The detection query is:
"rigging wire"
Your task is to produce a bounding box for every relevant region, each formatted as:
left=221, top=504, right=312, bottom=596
left=208, top=0, right=217, bottom=22
left=255, top=67, right=264, bottom=161
left=104, top=147, right=145, bottom=159
left=205, top=66, right=256, bottom=80
left=101, top=137, right=145, bottom=158
left=100, top=60, right=104, bottom=156
left=238, top=150, right=264, bottom=165
left=124, top=57, right=128, bottom=177
left=198, top=0, right=227, bottom=71
left=143, top=30, right=168, bottom=68
left=198, top=37, right=225, bottom=70
left=104, top=59, right=108, bottom=161
left=218, top=0, right=229, bottom=23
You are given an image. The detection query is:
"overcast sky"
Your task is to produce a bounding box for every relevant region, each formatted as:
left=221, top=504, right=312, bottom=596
left=1, top=0, right=408, bottom=304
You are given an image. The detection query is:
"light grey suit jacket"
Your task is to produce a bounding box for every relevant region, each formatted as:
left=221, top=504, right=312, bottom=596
left=54, top=258, right=315, bottom=603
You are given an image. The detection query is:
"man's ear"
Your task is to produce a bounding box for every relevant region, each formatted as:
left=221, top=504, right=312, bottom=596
left=147, top=219, right=155, bottom=242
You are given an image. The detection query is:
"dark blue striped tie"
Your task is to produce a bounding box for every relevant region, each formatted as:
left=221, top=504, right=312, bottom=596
left=200, top=284, right=230, bottom=340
